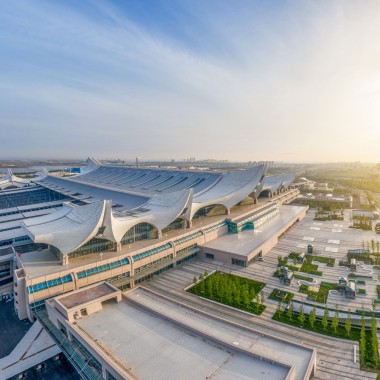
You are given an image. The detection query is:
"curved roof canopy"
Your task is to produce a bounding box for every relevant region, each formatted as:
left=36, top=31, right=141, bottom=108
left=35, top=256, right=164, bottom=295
left=22, top=201, right=106, bottom=254
left=261, top=174, right=295, bottom=195
left=11, top=158, right=269, bottom=252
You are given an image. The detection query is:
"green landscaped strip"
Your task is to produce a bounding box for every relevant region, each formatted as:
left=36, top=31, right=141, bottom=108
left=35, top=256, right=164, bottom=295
left=273, top=310, right=359, bottom=341
left=273, top=310, right=380, bottom=370
left=269, top=289, right=294, bottom=303
left=310, top=256, right=335, bottom=266
left=294, top=273, right=313, bottom=282
left=349, top=274, right=373, bottom=279
left=188, top=271, right=266, bottom=315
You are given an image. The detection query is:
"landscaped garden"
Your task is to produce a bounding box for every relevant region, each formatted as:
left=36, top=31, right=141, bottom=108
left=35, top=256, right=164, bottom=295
left=300, top=258, right=323, bottom=276
left=188, top=271, right=266, bottom=315
left=299, top=281, right=337, bottom=303
left=269, top=289, right=294, bottom=303
left=277, top=253, right=335, bottom=278
left=273, top=304, right=380, bottom=371
left=313, top=204, right=345, bottom=221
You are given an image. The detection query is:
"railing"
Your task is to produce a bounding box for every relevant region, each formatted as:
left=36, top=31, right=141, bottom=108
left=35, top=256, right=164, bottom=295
left=35, top=308, right=102, bottom=380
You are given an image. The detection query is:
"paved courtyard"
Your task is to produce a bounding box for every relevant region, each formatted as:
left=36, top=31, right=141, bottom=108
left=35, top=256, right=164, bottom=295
left=140, top=207, right=380, bottom=379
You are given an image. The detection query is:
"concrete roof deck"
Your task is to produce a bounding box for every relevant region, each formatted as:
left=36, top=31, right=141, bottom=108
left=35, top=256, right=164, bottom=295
left=202, top=205, right=307, bottom=257
left=125, top=287, right=314, bottom=380
left=58, top=282, right=117, bottom=309
left=75, top=290, right=292, bottom=380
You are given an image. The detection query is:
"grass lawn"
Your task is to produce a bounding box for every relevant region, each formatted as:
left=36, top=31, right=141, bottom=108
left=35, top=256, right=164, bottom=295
left=300, top=257, right=323, bottom=276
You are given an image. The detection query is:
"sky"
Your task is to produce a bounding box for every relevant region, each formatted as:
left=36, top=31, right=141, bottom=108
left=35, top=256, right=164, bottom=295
left=1, top=0, right=380, bottom=162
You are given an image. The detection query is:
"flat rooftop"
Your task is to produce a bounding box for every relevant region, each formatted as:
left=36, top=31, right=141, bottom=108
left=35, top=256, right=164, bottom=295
left=202, top=205, right=307, bottom=257
left=58, top=282, right=117, bottom=309
left=74, top=288, right=300, bottom=380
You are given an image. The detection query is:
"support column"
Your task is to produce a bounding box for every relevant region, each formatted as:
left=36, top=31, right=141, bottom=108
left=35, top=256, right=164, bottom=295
left=115, top=243, right=122, bottom=252
left=186, top=220, right=192, bottom=228
left=225, top=208, right=231, bottom=215
left=157, top=230, right=162, bottom=239
left=62, top=254, right=69, bottom=266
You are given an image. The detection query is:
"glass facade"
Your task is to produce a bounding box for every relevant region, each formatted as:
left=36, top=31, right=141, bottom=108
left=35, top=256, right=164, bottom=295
left=0, top=187, right=69, bottom=209
left=192, top=204, right=227, bottom=219
left=69, top=238, right=115, bottom=259
left=120, top=223, right=158, bottom=245
left=162, top=218, right=186, bottom=233
left=65, top=224, right=158, bottom=259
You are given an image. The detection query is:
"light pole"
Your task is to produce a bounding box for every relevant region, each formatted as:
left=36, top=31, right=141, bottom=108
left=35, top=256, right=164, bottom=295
left=100, top=252, right=103, bottom=262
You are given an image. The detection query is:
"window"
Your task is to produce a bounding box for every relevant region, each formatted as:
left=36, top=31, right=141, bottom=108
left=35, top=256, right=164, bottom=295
left=231, top=258, right=246, bottom=267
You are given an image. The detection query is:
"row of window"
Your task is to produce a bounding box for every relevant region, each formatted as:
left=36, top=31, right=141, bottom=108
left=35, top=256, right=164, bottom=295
left=77, top=258, right=130, bottom=279
left=174, top=231, right=203, bottom=245
left=203, top=221, right=227, bottom=233
left=27, top=220, right=225, bottom=294
left=132, top=243, right=172, bottom=262
left=235, top=204, right=278, bottom=226
left=28, top=274, right=72, bottom=294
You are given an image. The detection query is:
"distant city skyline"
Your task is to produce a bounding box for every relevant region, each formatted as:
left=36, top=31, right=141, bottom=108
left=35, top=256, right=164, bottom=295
left=1, top=1, right=380, bottom=162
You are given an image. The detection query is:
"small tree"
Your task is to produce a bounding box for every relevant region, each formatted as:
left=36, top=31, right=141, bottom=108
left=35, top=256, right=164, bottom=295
left=287, top=301, right=294, bottom=321
left=235, top=288, right=241, bottom=306
left=331, top=306, right=339, bottom=334
left=219, top=280, right=226, bottom=302
left=206, top=278, right=213, bottom=297
left=193, top=276, right=197, bottom=285
left=255, top=293, right=260, bottom=313
left=360, top=315, right=366, bottom=366
left=242, top=287, right=250, bottom=309
left=225, top=287, right=232, bottom=304
left=372, top=298, right=377, bottom=311
left=309, top=304, right=316, bottom=329
left=345, top=310, right=352, bottom=337
left=199, top=278, right=205, bottom=293
left=204, top=270, right=208, bottom=278
left=321, top=306, right=329, bottom=331
left=371, top=315, right=379, bottom=362
left=298, top=304, right=305, bottom=327
left=250, top=287, right=256, bottom=301
left=278, top=300, right=283, bottom=315
left=260, top=291, right=265, bottom=305
left=376, top=241, right=380, bottom=254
